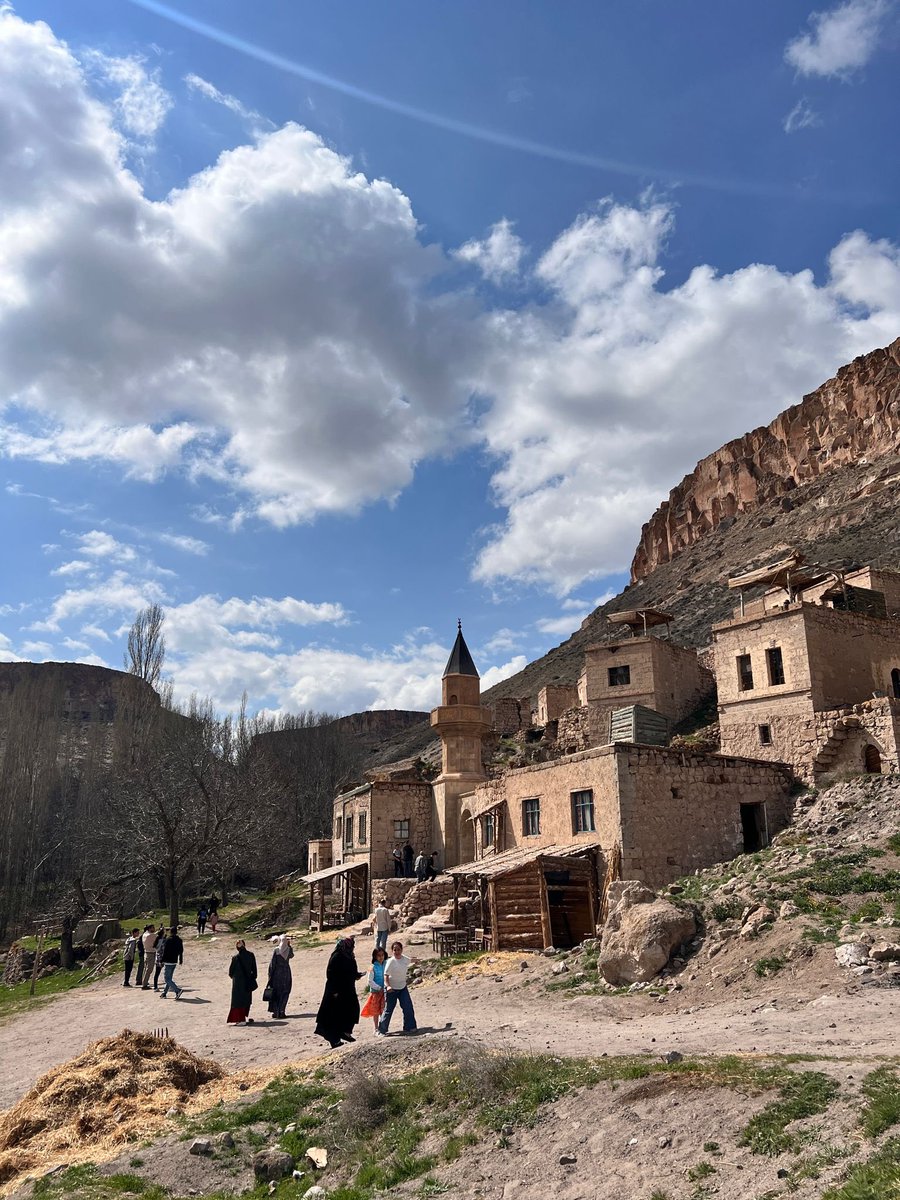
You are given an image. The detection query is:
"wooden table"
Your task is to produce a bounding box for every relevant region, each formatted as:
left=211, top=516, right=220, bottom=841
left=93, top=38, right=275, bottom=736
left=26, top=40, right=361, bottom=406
left=435, top=928, right=471, bottom=957
left=431, top=924, right=456, bottom=951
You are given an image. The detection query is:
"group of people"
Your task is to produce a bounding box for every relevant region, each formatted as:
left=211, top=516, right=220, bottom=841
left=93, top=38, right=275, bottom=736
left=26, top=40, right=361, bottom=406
left=122, top=924, right=184, bottom=998
left=392, top=844, right=440, bottom=882
left=224, top=931, right=418, bottom=1045
left=196, top=896, right=221, bottom=936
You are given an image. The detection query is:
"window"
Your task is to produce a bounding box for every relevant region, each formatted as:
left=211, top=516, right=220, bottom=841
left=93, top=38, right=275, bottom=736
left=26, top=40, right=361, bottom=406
left=608, top=665, right=631, bottom=687
left=358, top=813, right=367, bottom=844
left=892, top=668, right=900, bottom=699
left=522, top=798, right=541, bottom=837
left=344, top=817, right=353, bottom=846
left=766, top=647, right=785, bottom=686
left=758, top=724, right=772, bottom=746
left=334, top=816, right=342, bottom=840
left=483, top=812, right=495, bottom=847
left=571, top=789, right=596, bottom=834
left=671, top=787, right=681, bottom=799
left=393, top=818, right=410, bottom=841
left=737, top=654, right=754, bottom=691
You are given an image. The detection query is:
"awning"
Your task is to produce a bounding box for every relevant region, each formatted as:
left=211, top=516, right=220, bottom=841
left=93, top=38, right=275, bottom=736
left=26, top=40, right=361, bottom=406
left=301, top=860, right=369, bottom=885
left=468, top=799, right=505, bottom=822
left=446, top=840, right=600, bottom=881
left=607, top=608, right=673, bottom=630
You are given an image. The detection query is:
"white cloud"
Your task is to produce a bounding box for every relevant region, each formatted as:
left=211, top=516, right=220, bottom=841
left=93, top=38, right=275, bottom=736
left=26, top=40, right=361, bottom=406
left=0, top=11, right=478, bottom=527
left=481, top=627, right=523, bottom=656
left=454, top=219, right=524, bottom=284
left=32, top=572, right=166, bottom=633
left=52, top=559, right=92, bottom=576
left=62, top=637, right=90, bottom=652
left=77, top=530, right=137, bottom=561
left=785, top=0, right=893, bottom=76
left=156, top=532, right=209, bottom=555
left=83, top=49, right=172, bottom=141
left=20, top=640, right=52, bottom=657
left=471, top=199, right=900, bottom=594
left=535, top=613, right=589, bottom=637
left=184, top=72, right=269, bottom=132
left=480, top=655, right=528, bottom=690
left=783, top=98, right=823, bottom=132
left=81, top=624, right=111, bottom=642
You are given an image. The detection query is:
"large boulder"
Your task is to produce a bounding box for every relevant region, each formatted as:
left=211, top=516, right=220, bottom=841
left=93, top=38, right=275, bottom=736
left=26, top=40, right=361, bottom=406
left=599, top=881, right=696, bottom=985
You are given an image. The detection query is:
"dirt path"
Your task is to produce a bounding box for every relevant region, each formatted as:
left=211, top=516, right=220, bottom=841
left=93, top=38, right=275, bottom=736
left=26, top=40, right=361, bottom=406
left=2, top=930, right=899, bottom=1112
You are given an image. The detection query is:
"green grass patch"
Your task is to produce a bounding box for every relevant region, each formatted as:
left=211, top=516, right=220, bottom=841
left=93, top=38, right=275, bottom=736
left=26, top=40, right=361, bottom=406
left=754, top=956, right=786, bottom=978
left=428, top=950, right=484, bottom=976
left=887, top=833, right=900, bottom=855
left=739, top=1070, right=840, bottom=1155
left=687, top=1161, right=716, bottom=1181
left=860, top=1067, right=900, bottom=1138
left=822, top=1136, right=900, bottom=1199
left=33, top=1166, right=169, bottom=1199
left=853, top=899, right=885, bottom=923
left=0, top=957, right=119, bottom=1024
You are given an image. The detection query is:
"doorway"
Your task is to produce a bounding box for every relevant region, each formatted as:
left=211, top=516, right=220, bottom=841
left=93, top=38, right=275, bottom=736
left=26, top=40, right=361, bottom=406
left=864, top=744, right=882, bottom=774
left=740, top=803, right=767, bottom=853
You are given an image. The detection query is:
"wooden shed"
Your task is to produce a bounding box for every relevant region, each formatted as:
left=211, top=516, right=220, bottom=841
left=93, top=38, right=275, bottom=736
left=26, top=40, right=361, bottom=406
left=301, top=861, right=369, bottom=930
left=447, top=843, right=601, bottom=951
left=609, top=703, right=669, bottom=747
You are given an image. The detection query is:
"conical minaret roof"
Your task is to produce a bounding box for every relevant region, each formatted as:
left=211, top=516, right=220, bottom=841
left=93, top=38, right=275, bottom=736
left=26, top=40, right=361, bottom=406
left=443, top=621, right=479, bottom=678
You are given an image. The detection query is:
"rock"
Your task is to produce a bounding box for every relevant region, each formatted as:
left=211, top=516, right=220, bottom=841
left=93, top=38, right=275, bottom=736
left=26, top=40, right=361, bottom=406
left=252, top=1149, right=295, bottom=1181
left=869, top=942, right=900, bottom=962
left=551, top=962, right=569, bottom=976
left=501, top=1124, right=514, bottom=1137
left=544, top=947, right=557, bottom=956
left=558, top=1154, right=577, bottom=1165
left=779, top=901, right=800, bottom=919
left=305, top=1147, right=328, bottom=1169
left=519, top=960, right=529, bottom=971
left=663, top=1051, right=683, bottom=1064
left=165, top=1106, right=180, bottom=1118
left=189, top=1138, right=212, bottom=1156
left=215, top=1131, right=235, bottom=1149
left=658, top=1136, right=671, bottom=1148
left=740, top=906, right=776, bottom=938
left=835, top=942, right=870, bottom=968
left=303, top=1189, right=327, bottom=1199
left=599, top=885, right=697, bottom=985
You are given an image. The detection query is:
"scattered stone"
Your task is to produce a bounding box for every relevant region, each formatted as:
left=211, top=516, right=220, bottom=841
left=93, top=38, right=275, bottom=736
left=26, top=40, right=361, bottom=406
left=189, top=1138, right=212, bottom=1157
left=519, top=960, right=529, bottom=971
left=306, top=1147, right=328, bottom=1170
left=558, top=1153, right=577, bottom=1165
left=740, top=905, right=776, bottom=938
left=663, top=1051, right=683, bottom=1064
left=215, top=1131, right=235, bottom=1149
left=779, top=900, right=800, bottom=919
left=869, top=942, right=900, bottom=962
left=303, top=1187, right=327, bottom=1199
left=551, top=962, right=569, bottom=976
left=658, top=1136, right=671, bottom=1148
left=835, top=942, right=870, bottom=968
left=165, top=1106, right=180, bottom=1118
left=282, top=1122, right=297, bottom=1134
left=252, top=1148, right=295, bottom=1181
left=599, top=884, right=696, bottom=984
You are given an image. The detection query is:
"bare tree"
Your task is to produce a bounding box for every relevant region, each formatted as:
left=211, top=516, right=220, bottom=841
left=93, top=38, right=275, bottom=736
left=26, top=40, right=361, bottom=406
left=125, top=603, right=166, bottom=690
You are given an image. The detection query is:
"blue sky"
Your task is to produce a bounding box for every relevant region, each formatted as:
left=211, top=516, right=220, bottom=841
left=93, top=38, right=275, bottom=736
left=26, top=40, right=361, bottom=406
left=1, top=0, right=898, bottom=715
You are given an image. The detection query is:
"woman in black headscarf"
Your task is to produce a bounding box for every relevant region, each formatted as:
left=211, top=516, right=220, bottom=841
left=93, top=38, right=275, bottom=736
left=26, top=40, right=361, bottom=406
left=227, top=939, right=258, bottom=1025
left=315, top=936, right=363, bottom=1048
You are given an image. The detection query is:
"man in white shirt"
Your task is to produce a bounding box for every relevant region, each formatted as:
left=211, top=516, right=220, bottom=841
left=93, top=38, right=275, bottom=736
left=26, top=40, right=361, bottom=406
left=377, top=941, right=417, bottom=1035
left=373, top=902, right=391, bottom=952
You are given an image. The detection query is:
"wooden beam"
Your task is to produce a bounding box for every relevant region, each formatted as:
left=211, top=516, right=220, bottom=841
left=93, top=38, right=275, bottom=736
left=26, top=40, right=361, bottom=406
left=537, top=857, right=553, bottom=949
left=488, top=880, right=500, bottom=950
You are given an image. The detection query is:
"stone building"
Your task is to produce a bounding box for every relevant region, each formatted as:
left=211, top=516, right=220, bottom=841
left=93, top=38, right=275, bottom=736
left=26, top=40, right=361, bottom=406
left=566, top=614, right=715, bottom=744
left=463, top=743, right=792, bottom=889
left=714, top=565, right=900, bottom=781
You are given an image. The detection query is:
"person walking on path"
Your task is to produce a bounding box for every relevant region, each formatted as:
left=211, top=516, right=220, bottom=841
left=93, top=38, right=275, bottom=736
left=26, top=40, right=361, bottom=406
left=402, top=843, right=414, bottom=878
left=427, top=851, right=440, bottom=881
left=197, top=907, right=208, bottom=936
left=209, top=908, right=219, bottom=934
left=315, top=935, right=363, bottom=1048
left=139, top=926, right=156, bottom=989
left=266, top=934, right=293, bottom=1018
left=377, top=941, right=418, bottom=1036
left=160, top=926, right=184, bottom=999
left=150, top=924, right=165, bottom=990
left=227, top=939, right=258, bottom=1025
left=373, top=902, right=391, bottom=951
left=360, top=946, right=387, bottom=1033
left=122, top=929, right=139, bottom=987
left=135, top=927, right=146, bottom=986
left=414, top=851, right=428, bottom=883
left=391, top=846, right=403, bottom=877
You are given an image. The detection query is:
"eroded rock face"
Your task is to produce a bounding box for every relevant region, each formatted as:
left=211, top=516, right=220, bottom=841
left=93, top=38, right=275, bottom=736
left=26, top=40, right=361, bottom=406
left=631, top=339, right=900, bottom=581
left=599, top=881, right=696, bottom=985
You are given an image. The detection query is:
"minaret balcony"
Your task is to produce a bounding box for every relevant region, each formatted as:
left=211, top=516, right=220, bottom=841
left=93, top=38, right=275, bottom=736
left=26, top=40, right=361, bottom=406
left=430, top=704, right=493, bottom=732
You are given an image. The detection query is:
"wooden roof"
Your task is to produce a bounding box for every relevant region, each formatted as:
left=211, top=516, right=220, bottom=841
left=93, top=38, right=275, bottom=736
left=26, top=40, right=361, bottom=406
left=301, top=860, right=369, bottom=885
left=446, top=840, right=600, bottom=881
left=727, top=553, right=816, bottom=591
left=607, top=608, right=673, bottom=629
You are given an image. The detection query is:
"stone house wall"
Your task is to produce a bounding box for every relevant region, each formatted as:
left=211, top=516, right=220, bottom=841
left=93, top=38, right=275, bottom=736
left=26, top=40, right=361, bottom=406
left=537, top=684, right=579, bottom=725
left=615, top=746, right=793, bottom=885
left=332, top=781, right=433, bottom=878
left=307, top=839, right=332, bottom=875
left=555, top=704, right=591, bottom=755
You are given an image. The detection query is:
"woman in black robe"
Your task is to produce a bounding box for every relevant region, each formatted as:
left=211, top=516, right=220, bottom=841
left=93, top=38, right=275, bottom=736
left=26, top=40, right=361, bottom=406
left=227, top=939, right=258, bottom=1025
left=267, top=934, right=294, bottom=1018
left=315, top=936, right=363, bottom=1048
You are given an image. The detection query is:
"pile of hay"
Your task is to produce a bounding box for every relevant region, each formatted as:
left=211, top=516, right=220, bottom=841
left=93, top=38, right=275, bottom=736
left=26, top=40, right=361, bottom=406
left=0, top=1029, right=224, bottom=1185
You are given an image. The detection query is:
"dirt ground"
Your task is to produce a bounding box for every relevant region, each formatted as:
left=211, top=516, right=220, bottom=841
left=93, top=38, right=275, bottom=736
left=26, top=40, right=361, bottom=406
left=2, top=924, right=899, bottom=1113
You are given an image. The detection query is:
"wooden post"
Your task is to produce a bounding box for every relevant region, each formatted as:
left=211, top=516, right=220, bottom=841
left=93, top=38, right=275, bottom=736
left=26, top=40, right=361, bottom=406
left=452, top=876, right=460, bottom=928
left=488, top=880, right=500, bottom=951
left=319, top=883, right=325, bottom=930
left=587, top=849, right=599, bottom=928
left=537, top=859, right=553, bottom=950
left=308, top=883, right=313, bottom=928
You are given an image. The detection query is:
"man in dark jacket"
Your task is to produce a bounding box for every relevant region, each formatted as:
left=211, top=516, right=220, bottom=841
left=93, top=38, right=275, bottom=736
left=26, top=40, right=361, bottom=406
left=160, top=926, right=184, bottom=999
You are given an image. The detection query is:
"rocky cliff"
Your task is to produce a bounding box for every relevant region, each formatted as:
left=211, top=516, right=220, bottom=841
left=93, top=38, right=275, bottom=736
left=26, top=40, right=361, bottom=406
left=630, top=338, right=900, bottom=582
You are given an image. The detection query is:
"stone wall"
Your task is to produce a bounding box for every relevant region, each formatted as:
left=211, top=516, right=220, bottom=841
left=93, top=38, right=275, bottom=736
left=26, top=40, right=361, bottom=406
left=555, top=704, right=590, bottom=755
left=307, top=839, right=332, bottom=875
left=395, top=877, right=455, bottom=928
left=615, top=746, right=793, bottom=886
left=332, top=780, right=433, bottom=878
left=537, top=684, right=579, bottom=725
left=371, top=877, right=419, bottom=908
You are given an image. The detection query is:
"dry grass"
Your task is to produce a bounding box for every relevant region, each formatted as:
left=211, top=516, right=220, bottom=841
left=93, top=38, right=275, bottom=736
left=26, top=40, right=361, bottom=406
left=420, top=951, right=529, bottom=986
left=0, top=1031, right=225, bottom=1188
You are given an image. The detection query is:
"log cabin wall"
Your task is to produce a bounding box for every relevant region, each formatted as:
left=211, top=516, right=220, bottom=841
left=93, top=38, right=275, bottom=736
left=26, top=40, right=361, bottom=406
left=489, top=852, right=599, bottom=950
left=491, top=862, right=544, bottom=949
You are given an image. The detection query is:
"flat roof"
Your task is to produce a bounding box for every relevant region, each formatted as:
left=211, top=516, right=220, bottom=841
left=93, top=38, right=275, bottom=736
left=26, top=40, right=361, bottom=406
left=447, top=840, right=600, bottom=880
left=301, top=860, right=369, bottom=885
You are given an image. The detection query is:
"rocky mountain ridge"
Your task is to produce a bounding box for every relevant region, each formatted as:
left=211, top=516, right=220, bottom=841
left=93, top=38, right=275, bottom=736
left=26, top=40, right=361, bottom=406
left=630, top=337, right=900, bottom=582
